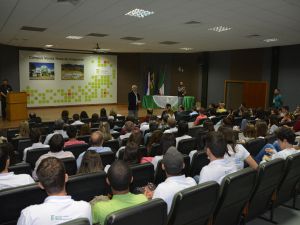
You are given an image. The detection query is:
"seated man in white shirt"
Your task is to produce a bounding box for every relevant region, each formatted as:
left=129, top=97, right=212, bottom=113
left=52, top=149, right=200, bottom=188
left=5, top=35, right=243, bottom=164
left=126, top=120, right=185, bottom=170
left=0, top=146, right=35, bottom=190
left=44, top=119, right=68, bottom=145
left=33, top=134, right=74, bottom=180
left=23, top=128, right=49, bottom=161
left=199, top=131, right=238, bottom=185
left=152, top=147, right=196, bottom=213
left=163, top=118, right=178, bottom=134
left=17, top=157, right=92, bottom=225
left=175, top=121, right=192, bottom=148
left=71, top=113, right=84, bottom=126
left=77, top=131, right=111, bottom=168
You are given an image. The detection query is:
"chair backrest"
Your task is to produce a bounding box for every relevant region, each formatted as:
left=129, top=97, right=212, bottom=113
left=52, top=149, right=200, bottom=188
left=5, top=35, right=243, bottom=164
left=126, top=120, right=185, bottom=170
left=177, top=138, right=196, bottom=155
left=0, top=184, right=46, bottom=225
left=103, top=139, right=120, bottom=153
left=276, top=152, right=300, bottom=205
left=105, top=199, right=167, bottom=225
left=130, top=163, right=154, bottom=191
left=11, top=138, right=30, bottom=151
left=265, top=134, right=277, bottom=144
left=213, top=168, right=257, bottom=225
left=244, top=138, right=266, bottom=156
left=99, top=151, right=116, bottom=167
left=246, top=158, right=285, bottom=221
left=168, top=181, right=219, bottom=225
left=64, top=143, right=89, bottom=159
left=60, top=218, right=90, bottom=225
left=61, top=158, right=77, bottom=176
left=190, top=151, right=210, bottom=177
left=8, top=162, right=32, bottom=175
left=26, top=147, right=50, bottom=169
left=111, top=132, right=120, bottom=139
left=138, top=146, right=148, bottom=157
left=6, top=128, right=19, bottom=142
left=149, top=143, right=162, bottom=157
left=17, top=139, right=33, bottom=155
left=115, top=120, right=125, bottom=128
left=77, top=135, right=90, bottom=144
left=67, top=171, right=109, bottom=202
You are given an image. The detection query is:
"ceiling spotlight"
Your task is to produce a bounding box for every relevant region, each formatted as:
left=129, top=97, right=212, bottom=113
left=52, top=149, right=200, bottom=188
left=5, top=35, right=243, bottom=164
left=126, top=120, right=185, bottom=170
left=45, top=44, right=53, bottom=48
left=180, top=47, right=193, bottom=51
left=131, top=42, right=145, bottom=45
left=208, top=26, right=232, bottom=32
left=264, top=38, right=279, bottom=43
left=66, top=35, right=83, bottom=39
left=125, top=8, right=154, bottom=18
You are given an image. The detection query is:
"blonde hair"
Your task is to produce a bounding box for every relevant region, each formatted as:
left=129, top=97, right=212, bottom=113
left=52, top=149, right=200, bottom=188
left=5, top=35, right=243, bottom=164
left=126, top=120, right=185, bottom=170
left=243, top=123, right=256, bottom=138
left=99, top=121, right=113, bottom=142
left=77, top=150, right=103, bottom=174
left=19, top=121, right=30, bottom=138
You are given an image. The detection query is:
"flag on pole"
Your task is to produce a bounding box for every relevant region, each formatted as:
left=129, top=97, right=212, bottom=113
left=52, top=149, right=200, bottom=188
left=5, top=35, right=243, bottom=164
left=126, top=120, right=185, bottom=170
left=146, top=72, right=151, bottom=95
left=158, top=70, right=165, bottom=95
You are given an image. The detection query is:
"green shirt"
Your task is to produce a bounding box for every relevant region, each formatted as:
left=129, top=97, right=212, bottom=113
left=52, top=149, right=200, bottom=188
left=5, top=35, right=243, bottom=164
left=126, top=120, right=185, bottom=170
left=92, top=193, right=147, bottom=225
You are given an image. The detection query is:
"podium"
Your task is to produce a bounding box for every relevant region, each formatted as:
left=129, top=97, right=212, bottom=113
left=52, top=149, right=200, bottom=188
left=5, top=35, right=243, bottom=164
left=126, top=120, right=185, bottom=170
left=7, top=92, right=28, bottom=121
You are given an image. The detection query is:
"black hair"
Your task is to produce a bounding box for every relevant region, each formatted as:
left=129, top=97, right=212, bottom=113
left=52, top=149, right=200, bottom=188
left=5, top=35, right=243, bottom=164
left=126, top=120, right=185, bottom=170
left=269, top=114, right=279, bottom=126
left=123, top=142, right=141, bottom=165
left=166, top=103, right=171, bottom=108
left=80, top=111, right=89, bottom=119
left=100, top=108, right=107, bottom=117
left=160, top=133, right=176, bottom=155
left=0, top=146, right=9, bottom=172
left=177, top=121, right=189, bottom=137
left=66, top=126, right=77, bottom=139
left=276, top=127, right=295, bottom=145
left=49, top=134, right=64, bottom=152
left=205, top=131, right=227, bottom=158
left=218, top=126, right=236, bottom=154
left=107, top=160, right=132, bottom=191
left=91, top=113, right=99, bottom=123
left=30, top=128, right=42, bottom=143
left=203, top=119, right=214, bottom=132
left=72, top=114, right=80, bottom=121
left=149, top=120, right=159, bottom=132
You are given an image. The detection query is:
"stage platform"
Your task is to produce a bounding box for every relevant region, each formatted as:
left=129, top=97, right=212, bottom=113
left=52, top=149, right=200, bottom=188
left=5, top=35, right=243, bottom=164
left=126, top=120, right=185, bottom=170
left=0, top=104, right=164, bottom=130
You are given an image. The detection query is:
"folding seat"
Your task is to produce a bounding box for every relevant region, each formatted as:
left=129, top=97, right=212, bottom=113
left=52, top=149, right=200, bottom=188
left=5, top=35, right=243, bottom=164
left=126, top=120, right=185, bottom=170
left=17, top=139, right=32, bottom=156
left=102, top=139, right=119, bottom=153
left=244, top=138, right=266, bottom=157
left=116, top=116, right=125, bottom=121
left=99, top=151, right=116, bottom=167
left=177, top=137, right=197, bottom=155
left=130, top=163, right=154, bottom=191
left=61, top=157, right=77, bottom=176
left=212, top=168, right=257, bottom=225
left=105, top=199, right=167, bottom=225
left=168, top=181, right=219, bottom=225
left=60, top=218, right=90, bottom=225
left=77, top=135, right=90, bottom=144
left=149, top=143, right=162, bottom=157
left=11, top=137, right=30, bottom=151
left=8, top=162, right=32, bottom=175
left=190, top=151, right=210, bottom=177
left=64, top=143, right=89, bottom=159
left=26, top=147, right=50, bottom=169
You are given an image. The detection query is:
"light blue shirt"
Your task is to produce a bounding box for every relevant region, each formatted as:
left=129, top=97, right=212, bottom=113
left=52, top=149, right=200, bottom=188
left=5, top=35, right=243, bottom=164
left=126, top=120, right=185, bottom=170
left=76, top=146, right=112, bottom=168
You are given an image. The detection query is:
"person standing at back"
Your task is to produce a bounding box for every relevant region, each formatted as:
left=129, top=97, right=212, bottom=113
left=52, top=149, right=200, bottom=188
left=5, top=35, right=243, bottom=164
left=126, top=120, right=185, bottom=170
left=177, top=81, right=186, bottom=108
left=273, top=88, right=283, bottom=109
left=0, top=79, right=12, bottom=120
left=128, top=85, right=140, bottom=119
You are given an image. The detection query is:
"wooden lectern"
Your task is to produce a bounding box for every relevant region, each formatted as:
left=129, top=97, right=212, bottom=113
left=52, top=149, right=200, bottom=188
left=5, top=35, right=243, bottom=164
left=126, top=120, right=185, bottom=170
left=7, top=92, right=28, bottom=121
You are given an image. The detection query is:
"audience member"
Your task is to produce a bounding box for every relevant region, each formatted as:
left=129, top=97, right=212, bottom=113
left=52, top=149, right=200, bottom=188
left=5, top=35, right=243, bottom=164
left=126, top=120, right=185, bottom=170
left=216, top=102, right=227, bottom=114
left=18, top=157, right=92, bottom=224
left=99, top=121, right=113, bottom=142
left=239, top=123, right=256, bottom=143
left=144, top=120, right=159, bottom=145
left=147, top=130, right=163, bottom=152
left=91, top=113, right=99, bottom=124
left=194, top=108, right=207, bottom=126
left=28, top=112, right=42, bottom=123
left=61, top=110, right=69, bottom=123
left=268, top=114, right=279, bottom=134
left=175, top=121, right=192, bottom=148
left=123, top=142, right=142, bottom=165
left=161, top=103, right=175, bottom=119
left=163, top=118, right=178, bottom=134
left=119, top=121, right=135, bottom=141
left=240, top=111, right=251, bottom=131
left=255, top=121, right=268, bottom=138
left=189, top=106, right=198, bottom=116
left=79, top=123, right=91, bottom=136
left=109, top=109, right=117, bottom=120
left=71, top=113, right=84, bottom=126
left=175, top=105, right=186, bottom=122
left=100, top=108, right=107, bottom=119
left=13, top=121, right=30, bottom=139
left=80, top=111, right=89, bottom=120
left=44, top=119, right=68, bottom=145
left=77, top=150, right=103, bottom=174
left=64, top=126, right=85, bottom=147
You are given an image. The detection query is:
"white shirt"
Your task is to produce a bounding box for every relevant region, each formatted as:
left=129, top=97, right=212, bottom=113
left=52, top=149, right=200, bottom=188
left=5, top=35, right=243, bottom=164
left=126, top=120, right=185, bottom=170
left=17, top=196, right=92, bottom=225
left=44, top=130, right=69, bottom=145
left=153, top=175, right=196, bottom=213
left=151, top=155, right=163, bottom=170
left=163, top=127, right=178, bottom=134
left=199, top=158, right=238, bottom=185
left=119, top=132, right=131, bottom=140
left=0, top=172, right=35, bottom=191
left=224, top=144, right=250, bottom=170
left=175, top=135, right=192, bottom=148
left=140, top=124, right=149, bottom=133
left=271, top=148, right=298, bottom=160
left=23, top=142, right=50, bottom=161
left=71, top=120, right=84, bottom=126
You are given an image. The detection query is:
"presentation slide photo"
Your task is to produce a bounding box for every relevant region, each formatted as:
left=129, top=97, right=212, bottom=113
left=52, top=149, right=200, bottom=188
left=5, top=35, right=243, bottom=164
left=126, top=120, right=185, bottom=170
left=61, top=64, right=84, bottom=80
left=29, top=62, right=55, bottom=80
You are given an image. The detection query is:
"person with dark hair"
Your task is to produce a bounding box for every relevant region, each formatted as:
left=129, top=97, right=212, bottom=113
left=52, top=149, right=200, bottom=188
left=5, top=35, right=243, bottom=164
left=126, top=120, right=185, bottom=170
left=92, top=160, right=147, bottom=225
left=33, top=134, right=74, bottom=180
left=152, top=147, right=196, bottom=213
left=18, top=157, right=92, bottom=224
left=177, top=81, right=186, bottom=107
left=255, top=121, right=268, bottom=138
left=44, top=119, right=68, bottom=145
left=240, top=111, right=251, bottom=131
left=189, top=106, right=198, bottom=116
left=28, top=112, right=42, bottom=123
left=71, top=113, right=84, bottom=126
left=144, top=120, right=159, bottom=145
left=119, top=121, right=135, bottom=141
left=100, top=108, right=107, bottom=118
left=273, top=88, right=283, bottom=109
left=176, top=121, right=192, bottom=148
left=203, top=119, right=215, bottom=132
left=0, top=146, right=34, bottom=190
left=194, top=108, right=208, bottom=126
left=91, top=113, right=99, bottom=124
left=61, top=110, right=69, bottom=123
left=268, top=114, right=279, bottom=134
left=78, top=150, right=103, bottom=174
left=64, top=126, right=85, bottom=147
left=175, top=105, right=186, bottom=122
left=79, top=123, right=91, bottom=135
left=23, top=128, right=49, bottom=161
left=161, top=103, right=175, bottom=119
left=128, top=84, right=141, bottom=119
left=123, top=142, right=141, bottom=165
left=199, top=132, right=237, bottom=184
left=0, top=79, right=12, bottom=120
left=80, top=111, right=89, bottom=120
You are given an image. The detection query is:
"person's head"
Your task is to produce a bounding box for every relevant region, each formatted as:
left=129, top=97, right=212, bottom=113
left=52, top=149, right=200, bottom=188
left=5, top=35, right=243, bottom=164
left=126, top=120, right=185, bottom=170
left=131, top=85, right=138, bottom=92
left=29, top=112, right=36, bottom=119
left=80, top=111, right=88, bottom=119
left=100, top=108, right=107, bottom=117
left=179, top=81, right=183, bottom=86
left=165, top=103, right=171, bottom=110
left=37, top=157, right=67, bottom=195
left=167, top=117, right=176, bottom=128
left=276, top=127, right=295, bottom=149
left=123, top=142, right=140, bottom=165
left=162, top=147, right=184, bottom=176
left=177, top=121, right=189, bottom=137
left=90, top=131, right=104, bottom=147
left=218, top=126, right=236, bottom=149
left=19, top=121, right=30, bottom=137
left=2, top=79, right=8, bottom=86
left=79, top=123, right=91, bottom=135
left=128, top=129, right=142, bottom=145
left=282, top=106, right=289, bottom=113
left=66, top=126, right=78, bottom=139
left=0, top=146, right=9, bottom=173
left=107, top=160, right=132, bottom=193
left=160, top=133, right=176, bottom=155
left=203, top=119, right=214, bottom=132
left=243, top=123, right=256, bottom=138
left=149, top=120, right=159, bottom=132
left=255, top=121, right=268, bottom=137
left=124, top=121, right=134, bottom=133
left=99, top=121, right=111, bottom=133
left=61, top=110, right=69, bottom=121
left=274, top=88, right=280, bottom=95
left=54, top=119, right=64, bottom=130
left=205, top=131, right=227, bottom=161
left=178, top=105, right=185, bottom=112
left=199, top=107, right=206, bottom=115
left=109, top=109, right=117, bottom=118
left=49, top=134, right=64, bottom=152
left=218, top=102, right=225, bottom=109
left=78, top=150, right=103, bottom=174
left=269, top=114, right=279, bottom=126
left=91, top=113, right=99, bottom=123
left=72, top=113, right=80, bottom=121
left=30, top=127, right=42, bottom=143
left=148, top=130, right=163, bottom=147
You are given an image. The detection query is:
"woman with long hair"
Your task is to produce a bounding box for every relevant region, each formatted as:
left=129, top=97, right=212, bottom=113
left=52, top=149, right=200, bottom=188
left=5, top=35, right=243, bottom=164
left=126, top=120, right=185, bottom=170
left=77, top=150, right=103, bottom=174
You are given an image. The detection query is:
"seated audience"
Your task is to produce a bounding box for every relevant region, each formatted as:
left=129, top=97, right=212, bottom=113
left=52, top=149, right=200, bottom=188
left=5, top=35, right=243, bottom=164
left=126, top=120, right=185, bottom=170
left=144, top=120, right=159, bottom=145
left=152, top=147, right=196, bottom=213
left=91, top=113, right=99, bottom=124
left=23, top=128, right=49, bottom=161
left=44, top=119, right=68, bottom=145
left=189, top=106, right=198, bottom=116
left=61, top=110, right=70, bottom=123
left=203, top=119, right=215, bottom=132
left=161, top=103, right=175, bottom=119
left=216, top=102, right=227, bottom=114
left=64, top=126, right=85, bottom=147
left=119, top=121, right=135, bottom=141
left=33, top=134, right=74, bottom=180
left=92, top=160, right=147, bottom=225
left=77, top=150, right=103, bottom=174
left=109, top=109, right=117, bottom=120
left=28, top=112, right=42, bottom=123
left=0, top=146, right=34, bottom=190
left=116, top=129, right=142, bottom=158
left=147, top=130, right=163, bottom=152
left=198, top=131, right=238, bottom=184
left=77, top=131, right=111, bottom=168
left=18, top=157, right=92, bottom=224
left=268, top=114, right=280, bottom=134
left=71, top=113, right=84, bottom=126
left=175, top=121, right=192, bottom=148
left=13, top=121, right=30, bottom=139
left=79, top=123, right=91, bottom=136
left=140, top=108, right=154, bottom=123
left=194, top=108, right=208, bottom=126
left=255, top=121, right=268, bottom=138
left=80, top=111, right=89, bottom=120
left=240, top=111, right=251, bottom=131
left=99, top=121, right=113, bottom=142
left=163, top=118, right=178, bottom=134
left=100, top=108, right=108, bottom=119
left=239, top=123, right=256, bottom=143
left=123, top=142, right=142, bottom=165
left=175, top=105, right=186, bottom=122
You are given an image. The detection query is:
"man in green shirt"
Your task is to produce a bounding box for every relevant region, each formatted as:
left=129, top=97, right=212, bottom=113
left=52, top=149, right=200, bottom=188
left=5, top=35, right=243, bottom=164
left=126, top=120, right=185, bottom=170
left=92, top=160, right=147, bottom=225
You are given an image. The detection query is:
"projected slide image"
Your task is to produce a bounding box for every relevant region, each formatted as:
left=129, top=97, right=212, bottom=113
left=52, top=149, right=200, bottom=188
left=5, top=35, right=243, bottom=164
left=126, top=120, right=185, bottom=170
left=29, top=62, right=55, bottom=80
left=61, top=64, right=84, bottom=80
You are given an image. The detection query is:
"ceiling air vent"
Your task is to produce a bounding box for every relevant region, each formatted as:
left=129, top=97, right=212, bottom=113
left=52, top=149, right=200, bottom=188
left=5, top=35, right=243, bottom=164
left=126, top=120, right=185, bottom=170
left=159, top=41, right=179, bottom=45
left=20, top=26, right=47, bottom=32
left=120, top=36, right=144, bottom=41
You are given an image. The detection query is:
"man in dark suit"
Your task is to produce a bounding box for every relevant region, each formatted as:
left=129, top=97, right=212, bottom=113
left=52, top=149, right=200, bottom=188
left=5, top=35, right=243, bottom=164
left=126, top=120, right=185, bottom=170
left=0, top=79, right=13, bottom=120
left=128, top=84, right=140, bottom=119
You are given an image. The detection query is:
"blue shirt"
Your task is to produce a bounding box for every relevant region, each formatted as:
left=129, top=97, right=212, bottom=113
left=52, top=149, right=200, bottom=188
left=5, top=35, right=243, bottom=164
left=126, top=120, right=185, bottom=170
left=76, top=146, right=112, bottom=168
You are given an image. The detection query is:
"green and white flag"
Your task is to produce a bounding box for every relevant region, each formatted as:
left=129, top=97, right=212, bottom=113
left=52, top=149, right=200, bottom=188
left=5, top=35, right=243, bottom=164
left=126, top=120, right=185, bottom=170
left=158, top=71, right=165, bottom=95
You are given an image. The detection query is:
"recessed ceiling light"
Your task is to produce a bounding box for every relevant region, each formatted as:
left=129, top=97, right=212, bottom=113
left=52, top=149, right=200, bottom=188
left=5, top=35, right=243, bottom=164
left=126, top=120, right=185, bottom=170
left=45, top=44, right=53, bottom=48
left=131, top=42, right=145, bottom=45
left=264, top=38, right=279, bottom=43
left=66, top=35, right=83, bottom=39
left=125, top=8, right=154, bottom=18
left=208, top=26, right=232, bottom=32
left=180, top=47, right=193, bottom=51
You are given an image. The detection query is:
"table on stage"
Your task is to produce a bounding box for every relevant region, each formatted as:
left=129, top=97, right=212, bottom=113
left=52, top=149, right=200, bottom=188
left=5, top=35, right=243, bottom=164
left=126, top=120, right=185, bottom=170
left=142, top=95, right=195, bottom=110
